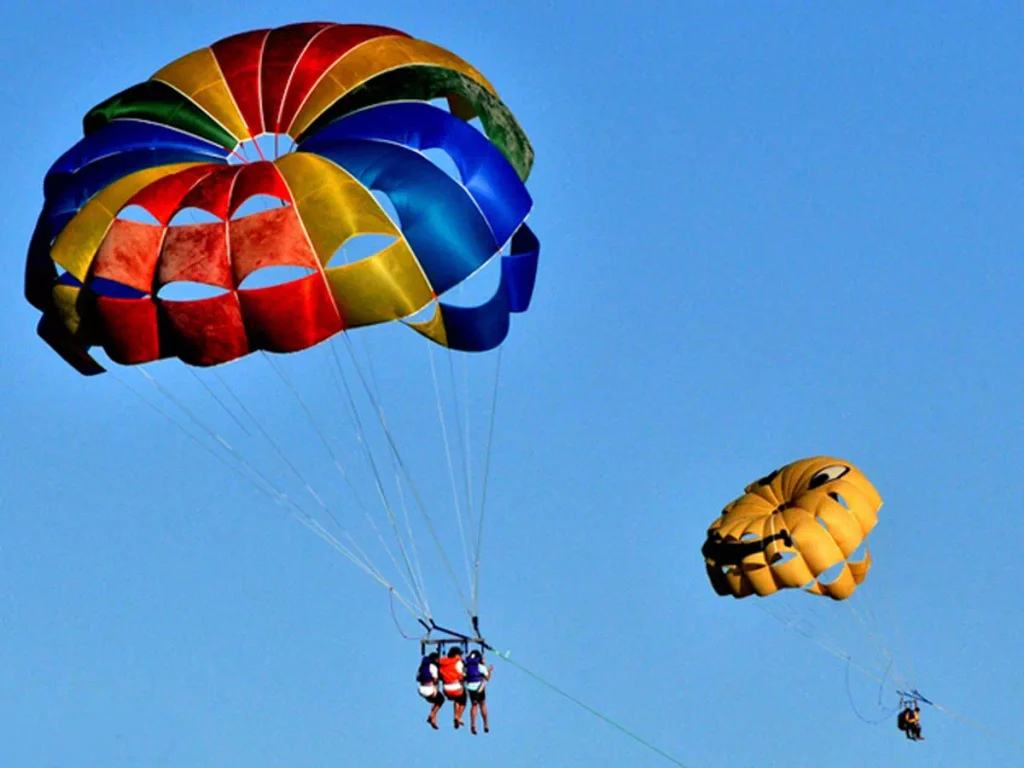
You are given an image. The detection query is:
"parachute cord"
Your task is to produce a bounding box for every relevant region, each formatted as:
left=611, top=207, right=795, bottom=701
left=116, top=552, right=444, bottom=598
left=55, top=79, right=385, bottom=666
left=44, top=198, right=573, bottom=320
left=753, top=601, right=890, bottom=684
left=852, top=594, right=906, bottom=686
left=186, top=368, right=252, bottom=436
left=205, top=366, right=323, bottom=493
left=298, top=516, right=423, bottom=621
left=389, top=587, right=420, bottom=641
left=876, top=658, right=893, bottom=710
left=447, top=347, right=474, bottom=543
left=845, top=599, right=909, bottom=692
left=136, top=369, right=373, bottom=573
left=319, top=353, right=432, bottom=620
left=339, top=334, right=474, bottom=621
left=453, top=287, right=475, bottom=532
left=208, top=364, right=392, bottom=561
left=124, top=369, right=423, bottom=618
left=325, top=350, right=434, bottom=621
left=191, top=360, right=425, bottom=616
left=260, top=352, right=349, bottom=476
left=472, top=347, right=503, bottom=619
left=775, top=597, right=889, bottom=679
left=884, top=592, right=920, bottom=696
left=252, top=137, right=267, bottom=162
left=831, top=503, right=915, bottom=690
left=387, top=469, right=430, bottom=620
left=461, top=349, right=473, bottom=529
left=108, top=369, right=271, bottom=494
left=197, top=366, right=336, bottom=518
left=428, top=345, right=475, bottom=597
left=326, top=342, right=434, bottom=621
left=211, top=368, right=262, bottom=430
left=925, top=700, right=1018, bottom=745
left=338, top=336, right=470, bottom=621
left=354, top=336, right=432, bottom=624
left=844, top=657, right=899, bottom=725
left=492, top=651, right=691, bottom=767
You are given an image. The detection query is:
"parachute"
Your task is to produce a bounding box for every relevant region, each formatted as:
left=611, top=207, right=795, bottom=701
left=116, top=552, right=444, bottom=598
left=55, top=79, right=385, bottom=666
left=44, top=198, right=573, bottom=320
left=704, top=459, right=990, bottom=739
left=25, top=22, right=539, bottom=639
left=702, top=457, right=881, bottom=600
left=26, top=22, right=538, bottom=374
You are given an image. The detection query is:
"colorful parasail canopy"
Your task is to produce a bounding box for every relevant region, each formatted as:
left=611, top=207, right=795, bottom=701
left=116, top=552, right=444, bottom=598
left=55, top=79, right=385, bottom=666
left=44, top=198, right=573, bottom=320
left=702, top=457, right=882, bottom=600
left=25, top=22, right=539, bottom=375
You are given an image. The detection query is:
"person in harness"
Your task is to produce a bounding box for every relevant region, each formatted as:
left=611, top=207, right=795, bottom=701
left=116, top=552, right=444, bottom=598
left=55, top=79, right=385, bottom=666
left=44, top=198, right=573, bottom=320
left=465, top=649, right=494, bottom=735
left=897, top=702, right=924, bottom=741
left=905, top=705, right=923, bottom=740
left=896, top=706, right=908, bottom=733
left=416, top=652, right=444, bottom=730
left=438, top=646, right=468, bottom=729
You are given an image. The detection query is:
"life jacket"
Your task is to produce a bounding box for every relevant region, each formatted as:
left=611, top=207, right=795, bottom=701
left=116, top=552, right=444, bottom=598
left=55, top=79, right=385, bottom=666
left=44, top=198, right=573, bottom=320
left=416, top=657, right=436, bottom=684
left=466, top=655, right=487, bottom=683
left=438, top=656, right=464, bottom=685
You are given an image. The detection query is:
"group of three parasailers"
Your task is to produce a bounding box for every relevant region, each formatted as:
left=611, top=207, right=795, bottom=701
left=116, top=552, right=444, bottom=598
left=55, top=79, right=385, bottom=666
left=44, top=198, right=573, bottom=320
left=416, top=646, right=494, bottom=733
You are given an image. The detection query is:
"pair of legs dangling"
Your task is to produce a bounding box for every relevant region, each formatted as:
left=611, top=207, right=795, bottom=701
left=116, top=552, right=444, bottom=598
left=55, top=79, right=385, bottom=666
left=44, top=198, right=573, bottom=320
left=468, top=684, right=489, bottom=734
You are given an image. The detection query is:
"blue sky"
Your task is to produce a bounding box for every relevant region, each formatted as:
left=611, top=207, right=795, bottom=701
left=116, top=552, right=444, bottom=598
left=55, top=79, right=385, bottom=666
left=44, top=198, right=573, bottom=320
left=2, top=2, right=1022, bottom=766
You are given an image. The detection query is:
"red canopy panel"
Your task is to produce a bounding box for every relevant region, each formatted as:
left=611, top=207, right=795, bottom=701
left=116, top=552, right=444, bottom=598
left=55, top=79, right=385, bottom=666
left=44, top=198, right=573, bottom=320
left=128, top=165, right=219, bottom=225
left=93, top=219, right=165, bottom=294
left=95, top=296, right=163, bottom=364
left=160, top=292, right=251, bottom=365
left=258, top=22, right=332, bottom=134
left=239, top=272, right=343, bottom=353
left=98, top=161, right=308, bottom=292
left=229, top=162, right=293, bottom=214
left=96, top=274, right=341, bottom=366
left=210, top=29, right=272, bottom=137
left=178, top=165, right=246, bottom=220
left=229, top=206, right=319, bottom=285
left=275, top=24, right=409, bottom=134
left=158, top=222, right=231, bottom=289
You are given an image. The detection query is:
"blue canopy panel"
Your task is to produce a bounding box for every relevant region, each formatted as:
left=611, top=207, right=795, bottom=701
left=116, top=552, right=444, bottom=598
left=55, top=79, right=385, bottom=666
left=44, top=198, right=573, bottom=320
left=302, top=137, right=500, bottom=296
left=504, top=225, right=540, bottom=313
left=24, top=212, right=58, bottom=312
left=407, top=224, right=540, bottom=352
left=44, top=119, right=230, bottom=198
left=300, top=102, right=533, bottom=248
left=41, top=120, right=230, bottom=234
left=43, top=148, right=224, bottom=235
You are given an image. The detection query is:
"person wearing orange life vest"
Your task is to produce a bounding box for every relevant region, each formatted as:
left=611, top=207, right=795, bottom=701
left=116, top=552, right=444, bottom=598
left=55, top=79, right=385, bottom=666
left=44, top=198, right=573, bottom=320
left=438, top=646, right=467, bottom=729
left=465, top=649, right=494, bottom=735
left=416, top=651, right=444, bottom=730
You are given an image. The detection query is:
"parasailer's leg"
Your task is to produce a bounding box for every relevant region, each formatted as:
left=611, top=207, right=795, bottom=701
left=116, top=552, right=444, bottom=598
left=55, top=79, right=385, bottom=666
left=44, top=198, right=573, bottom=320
left=445, top=688, right=467, bottom=729
left=469, top=684, right=489, bottom=734
left=454, top=694, right=467, bottom=729
left=426, top=691, right=444, bottom=730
